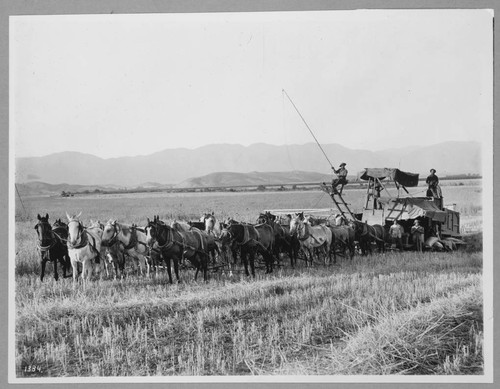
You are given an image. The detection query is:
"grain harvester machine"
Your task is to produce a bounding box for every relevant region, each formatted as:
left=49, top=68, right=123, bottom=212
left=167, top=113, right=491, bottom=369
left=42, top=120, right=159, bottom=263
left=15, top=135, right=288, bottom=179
left=321, top=167, right=462, bottom=249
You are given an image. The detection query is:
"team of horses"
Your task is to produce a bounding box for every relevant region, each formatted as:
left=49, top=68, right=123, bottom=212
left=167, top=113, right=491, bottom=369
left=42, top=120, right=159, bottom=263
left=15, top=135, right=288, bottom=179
left=33, top=211, right=388, bottom=283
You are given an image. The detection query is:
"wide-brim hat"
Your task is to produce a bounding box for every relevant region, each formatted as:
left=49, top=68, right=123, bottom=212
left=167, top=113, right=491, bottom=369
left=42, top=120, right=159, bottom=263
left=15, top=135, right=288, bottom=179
left=340, top=163, right=346, bottom=167
left=430, top=169, right=436, bottom=173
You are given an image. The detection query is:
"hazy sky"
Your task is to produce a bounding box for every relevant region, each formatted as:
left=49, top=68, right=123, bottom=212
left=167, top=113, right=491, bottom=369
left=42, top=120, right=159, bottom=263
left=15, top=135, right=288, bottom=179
left=11, top=10, right=493, bottom=158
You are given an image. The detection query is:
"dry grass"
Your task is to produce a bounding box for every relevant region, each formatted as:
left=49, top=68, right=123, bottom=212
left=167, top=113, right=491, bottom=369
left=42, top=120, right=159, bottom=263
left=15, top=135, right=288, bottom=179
left=15, top=252, right=483, bottom=377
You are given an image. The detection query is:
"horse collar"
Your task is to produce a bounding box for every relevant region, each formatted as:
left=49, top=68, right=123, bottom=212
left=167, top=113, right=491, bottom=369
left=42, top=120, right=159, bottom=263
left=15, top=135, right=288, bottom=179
left=37, top=240, right=56, bottom=251
left=68, top=226, right=88, bottom=249
left=108, top=223, right=121, bottom=246
left=124, top=226, right=138, bottom=250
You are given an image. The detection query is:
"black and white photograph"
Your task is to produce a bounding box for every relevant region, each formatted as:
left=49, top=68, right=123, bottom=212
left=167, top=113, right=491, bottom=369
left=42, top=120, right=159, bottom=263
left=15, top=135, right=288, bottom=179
left=9, top=7, right=494, bottom=384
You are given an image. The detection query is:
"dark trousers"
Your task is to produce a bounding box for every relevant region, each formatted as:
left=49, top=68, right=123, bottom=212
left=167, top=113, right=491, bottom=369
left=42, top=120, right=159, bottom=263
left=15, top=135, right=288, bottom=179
left=332, top=178, right=347, bottom=194
left=392, top=237, right=403, bottom=250
left=413, top=234, right=423, bottom=252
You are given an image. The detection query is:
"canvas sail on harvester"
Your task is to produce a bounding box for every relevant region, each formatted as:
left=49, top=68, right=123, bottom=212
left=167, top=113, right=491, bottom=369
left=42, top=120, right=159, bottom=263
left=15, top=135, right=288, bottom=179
left=359, top=168, right=420, bottom=188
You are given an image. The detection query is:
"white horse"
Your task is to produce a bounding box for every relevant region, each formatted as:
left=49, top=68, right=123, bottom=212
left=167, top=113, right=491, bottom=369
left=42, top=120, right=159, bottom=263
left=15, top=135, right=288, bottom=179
left=66, top=212, right=103, bottom=282
left=333, top=214, right=347, bottom=226
left=289, top=212, right=333, bottom=266
left=200, top=212, right=222, bottom=238
left=101, top=220, right=150, bottom=276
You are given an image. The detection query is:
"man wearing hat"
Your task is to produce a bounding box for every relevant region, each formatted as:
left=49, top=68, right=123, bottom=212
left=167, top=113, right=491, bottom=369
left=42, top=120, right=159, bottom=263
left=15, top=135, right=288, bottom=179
left=331, top=163, right=348, bottom=194
left=426, top=169, right=442, bottom=199
left=411, top=220, right=425, bottom=252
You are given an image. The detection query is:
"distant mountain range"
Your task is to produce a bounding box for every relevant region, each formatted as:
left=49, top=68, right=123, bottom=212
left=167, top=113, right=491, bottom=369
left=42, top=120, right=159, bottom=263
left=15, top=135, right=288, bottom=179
left=15, top=141, right=481, bottom=187
left=16, top=171, right=332, bottom=196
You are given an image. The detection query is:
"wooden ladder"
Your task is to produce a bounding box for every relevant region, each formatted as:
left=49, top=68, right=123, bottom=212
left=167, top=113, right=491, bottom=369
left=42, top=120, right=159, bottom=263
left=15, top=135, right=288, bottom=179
left=320, top=183, right=357, bottom=221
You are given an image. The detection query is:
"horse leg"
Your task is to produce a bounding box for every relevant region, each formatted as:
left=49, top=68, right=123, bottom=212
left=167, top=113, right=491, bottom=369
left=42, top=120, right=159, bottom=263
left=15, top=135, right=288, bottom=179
left=241, top=248, right=250, bottom=277
left=194, top=258, right=200, bottom=281
left=142, top=255, right=150, bottom=278
left=40, top=256, right=47, bottom=282
left=81, top=258, right=88, bottom=283
left=71, top=258, right=78, bottom=284
left=329, top=239, right=336, bottom=265
left=204, top=253, right=209, bottom=282
left=53, top=255, right=59, bottom=281
left=304, top=247, right=311, bottom=267
left=211, top=247, right=217, bottom=268
left=173, top=255, right=181, bottom=283
left=60, top=255, right=67, bottom=278
left=59, top=252, right=70, bottom=279
left=196, top=253, right=208, bottom=282
left=328, top=242, right=335, bottom=265
left=262, top=248, right=271, bottom=274
left=363, top=239, right=372, bottom=255
left=249, top=249, right=256, bottom=278
left=164, top=254, right=173, bottom=284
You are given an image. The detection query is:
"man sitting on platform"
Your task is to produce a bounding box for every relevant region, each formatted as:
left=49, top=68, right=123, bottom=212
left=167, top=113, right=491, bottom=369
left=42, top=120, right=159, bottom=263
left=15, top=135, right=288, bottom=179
left=331, top=163, right=348, bottom=195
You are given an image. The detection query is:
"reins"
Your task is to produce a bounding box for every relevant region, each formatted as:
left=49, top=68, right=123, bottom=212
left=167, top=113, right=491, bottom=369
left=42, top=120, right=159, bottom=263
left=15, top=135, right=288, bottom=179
left=37, top=240, right=56, bottom=252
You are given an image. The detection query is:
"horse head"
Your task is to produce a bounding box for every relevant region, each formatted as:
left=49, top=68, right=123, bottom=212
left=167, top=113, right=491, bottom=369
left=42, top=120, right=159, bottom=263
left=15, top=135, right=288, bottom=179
left=101, top=219, right=119, bottom=246
left=266, top=211, right=276, bottom=222
left=256, top=213, right=268, bottom=224
left=218, top=227, right=233, bottom=246
left=200, top=211, right=214, bottom=222
left=146, top=216, right=169, bottom=247
left=350, top=220, right=368, bottom=237
left=53, top=218, right=68, bottom=229
left=289, top=213, right=306, bottom=238
left=66, top=212, right=83, bottom=247
left=171, top=220, right=190, bottom=232
left=35, top=213, right=53, bottom=248
left=145, top=218, right=157, bottom=247
left=225, top=217, right=238, bottom=226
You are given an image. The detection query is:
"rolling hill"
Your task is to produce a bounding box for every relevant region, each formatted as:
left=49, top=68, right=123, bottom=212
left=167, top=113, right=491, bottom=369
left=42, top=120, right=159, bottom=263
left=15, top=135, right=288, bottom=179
left=15, top=141, right=481, bottom=187
left=175, top=171, right=332, bottom=188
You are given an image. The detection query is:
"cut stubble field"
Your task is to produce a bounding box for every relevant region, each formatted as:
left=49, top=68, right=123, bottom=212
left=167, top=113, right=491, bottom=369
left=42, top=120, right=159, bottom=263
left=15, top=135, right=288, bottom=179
left=14, top=185, right=484, bottom=378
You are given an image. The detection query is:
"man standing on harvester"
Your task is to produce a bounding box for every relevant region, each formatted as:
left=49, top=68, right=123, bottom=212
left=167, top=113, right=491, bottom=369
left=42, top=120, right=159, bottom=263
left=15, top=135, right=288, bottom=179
left=331, top=162, right=348, bottom=194
left=426, top=169, right=442, bottom=199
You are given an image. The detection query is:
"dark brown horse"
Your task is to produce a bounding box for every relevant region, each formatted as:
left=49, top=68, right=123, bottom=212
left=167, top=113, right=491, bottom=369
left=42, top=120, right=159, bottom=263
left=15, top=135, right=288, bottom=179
left=35, top=214, right=72, bottom=281
left=103, top=241, right=126, bottom=279
left=146, top=216, right=209, bottom=283
left=171, top=221, right=220, bottom=269
left=350, top=220, right=386, bottom=255
left=220, top=220, right=274, bottom=277
left=328, top=225, right=356, bottom=260
left=257, top=211, right=297, bottom=268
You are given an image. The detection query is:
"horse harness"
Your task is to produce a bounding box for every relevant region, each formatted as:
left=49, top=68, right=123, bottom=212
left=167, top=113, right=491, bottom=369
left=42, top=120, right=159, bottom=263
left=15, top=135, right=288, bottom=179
left=295, top=221, right=324, bottom=245
left=35, top=220, right=57, bottom=258
left=123, top=225, right=148, bottom=251
left=150, top=222, right=207, bottom=257
left=225, top=223, right=257, bottom=247
left=354, top=221, right=385, bottom=243
left=67, top=220, right=101, bottom=260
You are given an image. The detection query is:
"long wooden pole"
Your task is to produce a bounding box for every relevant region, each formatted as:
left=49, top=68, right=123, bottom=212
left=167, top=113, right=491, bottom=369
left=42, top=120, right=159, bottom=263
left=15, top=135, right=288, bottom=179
left=282, top=89, right=334, bottom=169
